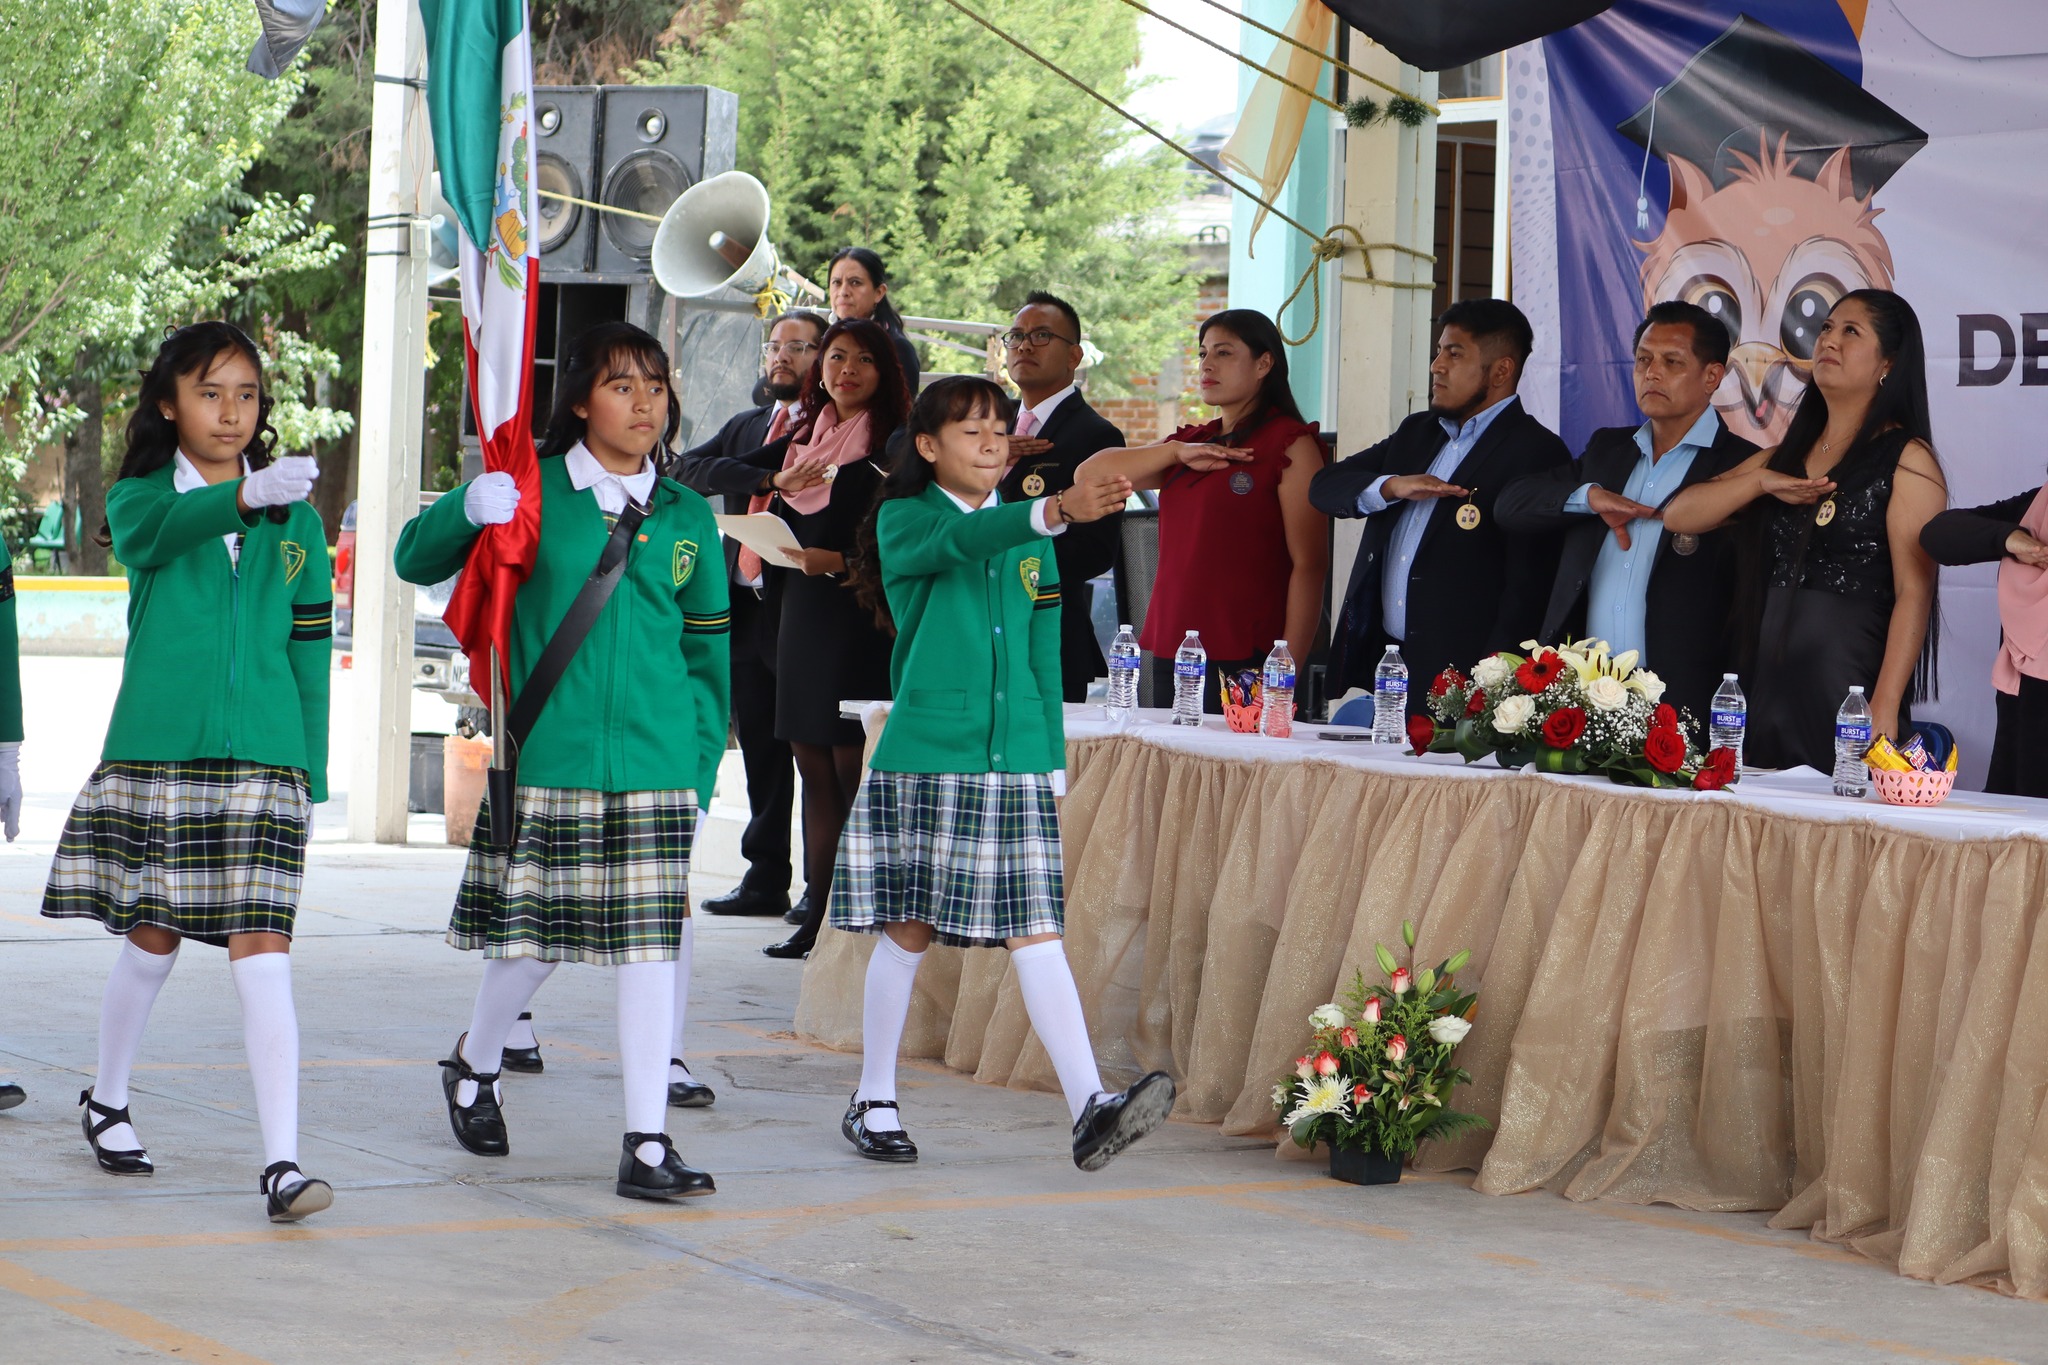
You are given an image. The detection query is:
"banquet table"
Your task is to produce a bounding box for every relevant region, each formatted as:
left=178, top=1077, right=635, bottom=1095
left=793, top=705, right=2048, bottom=1296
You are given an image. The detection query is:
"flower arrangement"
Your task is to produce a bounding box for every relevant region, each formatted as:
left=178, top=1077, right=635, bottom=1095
left=1273, top=922, right=1488, bottom=1183
left=1410, top=638, right=1737, bottom=791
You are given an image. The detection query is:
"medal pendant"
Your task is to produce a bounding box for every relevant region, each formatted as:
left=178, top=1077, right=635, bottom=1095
left=1815, top=498, right=1837, bottom=528
left=1021, top=472, right=1046, bottom=497
left=1671, top=532, right=1700, bottom=556
left=1455, top=500, right=1482, bottom=531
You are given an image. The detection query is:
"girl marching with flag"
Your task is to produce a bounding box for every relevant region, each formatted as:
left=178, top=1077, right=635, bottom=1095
left=835, top=375, right=1176, bottom=1169
left=396, top=322, right=730, bottom=1201
left=41, top=322, right=333, bottom=1222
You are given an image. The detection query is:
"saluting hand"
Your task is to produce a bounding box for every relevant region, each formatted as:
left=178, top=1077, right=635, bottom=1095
left=1381, top=473, right=1470, bottom=502
left=462, top=470, right=521, bottom=527
left=2007, top=528, right=2048, bottom=567
left=1172, top=442, right=1252, bottom=472
left=1007, top=436, right=1054, bottom=460
left=1586, top=486, right=1660, bottom=551
left=772, top=456, right=834, bottom=495
left=1055, top=476, right=1131, bottom=525
left=1759, top=469, right=1835, bottom=506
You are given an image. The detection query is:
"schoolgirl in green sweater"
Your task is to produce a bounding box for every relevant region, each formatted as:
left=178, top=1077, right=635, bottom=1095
left=0, top=547, right=25, bottom=1115
left=833, top=375, right=1176, bottom=1170
left=396, top=322, right=730, bottom=1201
left=41, top=321, right=333, bottom=1222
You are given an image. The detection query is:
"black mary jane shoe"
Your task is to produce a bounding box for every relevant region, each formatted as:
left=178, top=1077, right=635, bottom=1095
left=842, top=1096, right=918, bottom=1163
left=615, top=1132, right=715, bottom=1200
left=762, top=930, right=816, bottom=960
left=79, top=1088, right=152, bottom=1176
left=1072, top=1071, right=1177, bottom=1173
left=500, top=1012, right=544, bottom=1074
left=262, top=1160, right=334, bottom=1223
left=667, top=1060, right=715, bottom=1109
left=437, top=1035, right=509, bottom=1157
left=0, top=1083, right=24, bottom=1111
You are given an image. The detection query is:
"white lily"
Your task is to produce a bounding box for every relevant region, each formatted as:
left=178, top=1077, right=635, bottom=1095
left=1611, top=649, right=1640, bottom=678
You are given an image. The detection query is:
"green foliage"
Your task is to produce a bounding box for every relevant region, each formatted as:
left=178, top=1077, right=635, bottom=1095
left=640, top=0, right=1195, bottom=391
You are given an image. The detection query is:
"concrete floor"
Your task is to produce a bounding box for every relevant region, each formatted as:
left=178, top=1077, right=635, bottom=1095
left=2, top=659, right=2046, bottom=1364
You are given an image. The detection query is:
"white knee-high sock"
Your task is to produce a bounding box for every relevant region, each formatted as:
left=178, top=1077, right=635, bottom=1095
left=92, top=940, right=179, bottom=1150
left=669, top=917, right=696, bottom=1084
left=230, top=952, right=300, bottom=1168
left=853, top=936, right=925, bottom=1134
left=458, top=956, right=556, bottom=1105
left=1010, top=940, right=1106, bottom=1123
left=616, top=959, right=675, bottom=1166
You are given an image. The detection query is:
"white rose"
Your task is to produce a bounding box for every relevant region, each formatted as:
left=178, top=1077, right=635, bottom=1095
left=1309, top=1003, right=1347, bottom=1030
left=1584, top=675, right=1630, bottom=712
left=1492, top=694, right=1536, bottom=734
left=1428, top=1016, right=1473, bottom=1046
left=1631, top=669, right=1667, bottom=704
left=1471, top=656, right=1514, bottom=693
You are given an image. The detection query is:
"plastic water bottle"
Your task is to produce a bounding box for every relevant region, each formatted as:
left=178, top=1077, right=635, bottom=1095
left=1708, top=673, right=1747, bottom=777
left=1833, top=685, right=1872, bottom=797
left=1172, top=630, right=1206, bottom=727
left=1259, top=640, right=1295, bottom=738
left=1372, top=644, right=1409, bottom=744
left=1105, top=624, right=1141, bottom=723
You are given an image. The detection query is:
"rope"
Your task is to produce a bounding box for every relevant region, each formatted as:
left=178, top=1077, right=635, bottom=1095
left=536, top=188, right=664, bottom=224
left=1104, top=0, right=1342, bottom=116
left=1179, top=0, right=1438, bottom=112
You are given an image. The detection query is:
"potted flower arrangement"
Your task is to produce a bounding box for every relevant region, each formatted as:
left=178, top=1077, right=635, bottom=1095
left=1407, top=638, right=1737, bottom=791
left=1273, top=922, right=1489, bottom=1185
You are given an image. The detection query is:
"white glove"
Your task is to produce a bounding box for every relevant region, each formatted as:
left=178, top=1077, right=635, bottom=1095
left=464, top=471, right=521, bottom=527
left=241, top=455, right=319, bottom=509
left=0, top=742, right=21, bottom=842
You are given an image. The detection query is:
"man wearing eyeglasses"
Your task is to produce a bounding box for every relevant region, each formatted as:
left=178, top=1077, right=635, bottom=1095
left=670, top=308, right=828, bottom=920
left=996, top=292, right=1127, bottom=701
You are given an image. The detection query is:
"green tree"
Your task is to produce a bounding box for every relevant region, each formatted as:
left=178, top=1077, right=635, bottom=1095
left=640, top=0, right=1193, bottom=390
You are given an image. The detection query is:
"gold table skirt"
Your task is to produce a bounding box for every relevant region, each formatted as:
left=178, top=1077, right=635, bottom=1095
left=793, top=729, right=2048, bottom=1297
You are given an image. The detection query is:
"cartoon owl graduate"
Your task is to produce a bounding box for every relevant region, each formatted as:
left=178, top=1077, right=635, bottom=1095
left=1620, top=16, right=1927, bottom=447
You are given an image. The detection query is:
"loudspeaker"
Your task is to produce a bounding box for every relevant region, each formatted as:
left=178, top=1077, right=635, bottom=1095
left=651, top=171, right=779, bottom=298
left=593, top=86, right=738, bottom=275
left=531, top=86, right=601, bottom=273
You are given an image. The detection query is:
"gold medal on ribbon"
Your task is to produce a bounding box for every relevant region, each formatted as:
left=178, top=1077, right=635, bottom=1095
left=1455, top=499, right=1482, bottom=531
left=1815, top=498, right=1837, bottom=528
left=1021, top=472, right=1046, bottom=497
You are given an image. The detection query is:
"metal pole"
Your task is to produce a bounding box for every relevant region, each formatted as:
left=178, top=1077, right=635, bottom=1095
left=348, top=0, right=430, bottom=843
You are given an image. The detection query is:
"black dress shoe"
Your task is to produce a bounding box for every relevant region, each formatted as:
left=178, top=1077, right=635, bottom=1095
left=615, top=1132, right=714, bottom=1200
left=783, top=893, right=811, bottom=927
left=842, top=1096, right=918, bottom=1163
left=0, top=1083, right=23, bottom=1111
left=701, top=887, right=791, bottom=917
left=761, top=931, right=815, bottom=960
left=500, top=1012, right=544, bottom=1074
left=79, top=1088, right=152, bottom=1176
left=437, top=1034, right=509, bottom=1156
left=667, top=1060, right=715, bottom=1109
left=262, top=1160, right=334, bottom=1223
left=1072, top=1071, right=1176, bottom=1172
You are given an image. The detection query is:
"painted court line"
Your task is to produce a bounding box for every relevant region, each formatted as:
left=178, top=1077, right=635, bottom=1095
left=0, top=1257, right=272, bottom=1365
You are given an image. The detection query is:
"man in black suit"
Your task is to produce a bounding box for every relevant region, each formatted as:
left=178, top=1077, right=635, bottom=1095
left=1311, top=299, right=1570, bottom=701
left=1496, top=300, right=1757, bottom=729
left=669, top=308, right=827, bottom=918
left=996, top=292, right=1127, bottom=701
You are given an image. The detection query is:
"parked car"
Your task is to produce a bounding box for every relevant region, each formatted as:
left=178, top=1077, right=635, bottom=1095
left=334, top=497, right=489, bottom=735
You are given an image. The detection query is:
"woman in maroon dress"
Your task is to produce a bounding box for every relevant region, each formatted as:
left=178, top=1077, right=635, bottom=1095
left=1078, top=309, right=1328, bottom=709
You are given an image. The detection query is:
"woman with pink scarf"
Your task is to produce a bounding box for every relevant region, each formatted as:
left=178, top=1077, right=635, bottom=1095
left=759, top=318, right=912, bottom=958
left=1923, top=483, right=2048, bottom=796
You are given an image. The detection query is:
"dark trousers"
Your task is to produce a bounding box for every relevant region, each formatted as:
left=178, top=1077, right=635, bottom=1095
left=1987, top=677, right=2048, bottom=798
left=732, top=642, right=795, bottom=899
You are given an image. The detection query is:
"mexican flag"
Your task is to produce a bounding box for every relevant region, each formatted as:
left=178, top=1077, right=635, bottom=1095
left=420, top=0, right=541, bottom=714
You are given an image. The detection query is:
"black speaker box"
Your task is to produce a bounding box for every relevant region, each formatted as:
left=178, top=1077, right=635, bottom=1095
left=593, top=86, right=739, bottom=275
left=531, top=86, right=601, bottom=273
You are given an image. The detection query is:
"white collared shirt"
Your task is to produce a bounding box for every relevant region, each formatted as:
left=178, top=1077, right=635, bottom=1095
left=565, top=440, right=657, bottom=515
left=173, top=450, right=251, bottom=566
left=1016, top=383, right=1077, bottom=436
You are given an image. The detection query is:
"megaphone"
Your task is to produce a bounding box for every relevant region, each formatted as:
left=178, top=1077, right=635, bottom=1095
left=652, top=170, right=782, bottom=299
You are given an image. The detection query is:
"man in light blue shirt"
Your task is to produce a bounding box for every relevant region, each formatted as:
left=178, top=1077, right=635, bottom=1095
left=1496, top=300, right=1758, bottom=728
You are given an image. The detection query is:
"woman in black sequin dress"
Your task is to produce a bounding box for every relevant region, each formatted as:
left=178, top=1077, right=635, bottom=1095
left=1665, top=290, right=1947, bottom=771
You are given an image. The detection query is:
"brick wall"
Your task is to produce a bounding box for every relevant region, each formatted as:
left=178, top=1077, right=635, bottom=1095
left=1082, top=271, right=1230, bottom=444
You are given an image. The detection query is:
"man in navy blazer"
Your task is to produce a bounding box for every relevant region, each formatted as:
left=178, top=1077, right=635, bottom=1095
left=1496, top=300, right=1757, bottom=731
left=1310, top=299, right=1569, bottom=702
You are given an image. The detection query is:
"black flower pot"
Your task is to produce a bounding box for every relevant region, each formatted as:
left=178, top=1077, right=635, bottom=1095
left=1327, top=1144, right=1403, bottom=1186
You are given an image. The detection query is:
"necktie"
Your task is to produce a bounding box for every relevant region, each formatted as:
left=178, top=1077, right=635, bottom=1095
left=737, top=405, right=795, bottom=583
left=1014, top=409, right=1039, bottom=438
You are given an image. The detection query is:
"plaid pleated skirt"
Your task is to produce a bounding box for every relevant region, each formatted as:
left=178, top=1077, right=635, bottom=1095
left=832, top=771, right=1064, bottom=948
left=41, top=760, right=312, bottom=945
left=451, top=786, right=695, bottom=964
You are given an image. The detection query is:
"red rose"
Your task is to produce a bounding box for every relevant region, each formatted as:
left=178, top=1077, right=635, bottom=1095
left=1352, top=1083, right=1374, bottom=1104
left=1313, top=1050, right=1340, bottom=1077
left=1541, top=706, right=1586, bottom=748
left=1339, top=1026, right=1359, bottom=1049
left=1515, top=650, right=1566, bottom=694
left=1704, top=746, right=1737, bottom=779
left=1652, top=703, right=1679, bottom=733
left=1429, top=668, right=1467, bottom=699
left=1406, top=715, right=1436, bottom=754
left=1645, top=726, right=1688, bottom=774
left=1693, top=765, right=1729, bottom=792
left=1464, top=687, right=1488, bottom=718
